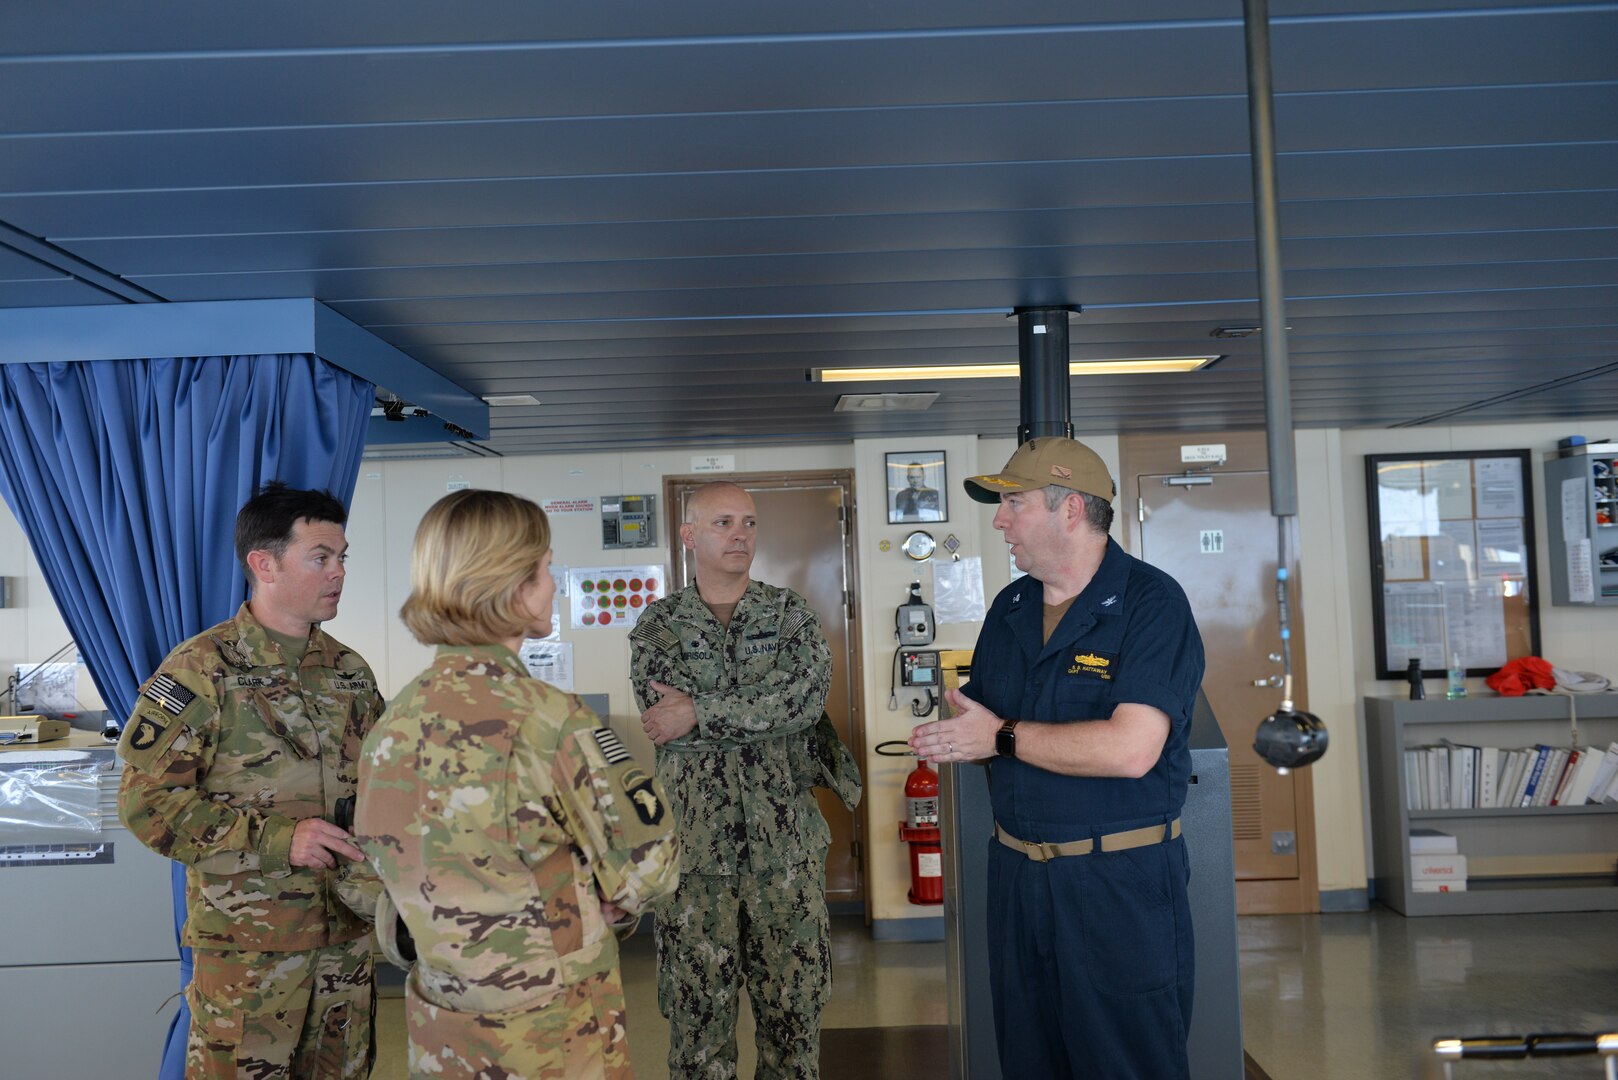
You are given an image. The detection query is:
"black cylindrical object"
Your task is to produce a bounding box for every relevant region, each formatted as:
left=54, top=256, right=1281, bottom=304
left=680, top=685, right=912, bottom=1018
left=1015, top=306, right=1076, bottom=444
left=1407, top=658, right=1426, bottom=700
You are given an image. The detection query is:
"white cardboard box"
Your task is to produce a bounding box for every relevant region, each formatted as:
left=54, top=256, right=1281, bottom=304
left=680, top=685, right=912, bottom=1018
left=1408, top=828, right=1459, bottom=855
left=1411, top=853, right=1468, bottom=887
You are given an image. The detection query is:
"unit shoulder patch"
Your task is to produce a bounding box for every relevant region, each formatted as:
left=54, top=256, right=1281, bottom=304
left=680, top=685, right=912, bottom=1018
left=120, top=703, right=189, bottom=768
left=619, top=766, right=665, bottom=827
left=128, top=712, right=168, bottom=751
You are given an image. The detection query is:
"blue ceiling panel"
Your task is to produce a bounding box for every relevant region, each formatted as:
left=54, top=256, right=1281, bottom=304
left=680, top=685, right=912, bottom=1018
left=0, top=244, right=68, bottom=281
left=0, top=279, right=126, bottom=308
left=9, top=143, right=1616, bottom=244
left=51, top=189, right=1617, bottom=280
left=0, top=1, right=1615, bottom=450
left=4, top=8, right=1613, bottom=135
left=125, top=228, right=1618, bottom=307
left=311, top=258, right=1618, bottom=328
left=5, top=83, right=1612, bottom=197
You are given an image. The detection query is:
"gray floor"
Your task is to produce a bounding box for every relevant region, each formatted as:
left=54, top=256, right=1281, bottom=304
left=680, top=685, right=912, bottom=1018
left=377, top=908, right=1617, bottom=1079
left=1240, top=909, right=1618, bottom=1080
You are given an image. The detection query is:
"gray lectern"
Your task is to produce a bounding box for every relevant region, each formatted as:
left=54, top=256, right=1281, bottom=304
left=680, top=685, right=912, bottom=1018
left=942, top=689, right=1243, bottom=1079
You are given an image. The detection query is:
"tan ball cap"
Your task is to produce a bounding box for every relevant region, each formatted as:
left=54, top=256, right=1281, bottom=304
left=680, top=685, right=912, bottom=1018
left=963, top=437, right=1116, bottom=504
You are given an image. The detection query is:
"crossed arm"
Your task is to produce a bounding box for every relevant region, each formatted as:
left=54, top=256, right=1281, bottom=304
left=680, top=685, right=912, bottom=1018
left=630, top=610, right=831, bottom=751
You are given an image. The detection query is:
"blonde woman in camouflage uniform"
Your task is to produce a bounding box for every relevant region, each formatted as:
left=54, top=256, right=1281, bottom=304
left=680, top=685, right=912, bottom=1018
left=356, top=489, right=681, bottom=1079
left=629, top=482, right=837, bottom=1080
left=118, top=483, right=385, bottom=1079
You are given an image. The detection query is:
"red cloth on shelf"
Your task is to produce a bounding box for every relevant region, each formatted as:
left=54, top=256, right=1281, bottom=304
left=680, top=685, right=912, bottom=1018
left=1485, top=656, right=1556, bottom=696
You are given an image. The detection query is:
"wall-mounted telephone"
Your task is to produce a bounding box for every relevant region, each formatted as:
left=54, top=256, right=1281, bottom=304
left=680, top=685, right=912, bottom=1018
left=900, top=649, right=940, bottom=688
left=896, top=580, right=935, bottom=646
left=893, top=582, right=939, bottom=717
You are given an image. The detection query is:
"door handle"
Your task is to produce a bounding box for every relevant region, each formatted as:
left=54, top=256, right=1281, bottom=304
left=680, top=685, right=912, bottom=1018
left=1251, top=675, right=1283, bottom=688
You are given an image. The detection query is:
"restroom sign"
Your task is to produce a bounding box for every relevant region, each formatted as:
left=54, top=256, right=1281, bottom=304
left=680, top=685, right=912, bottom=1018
left=1199, top=530, right=1225, bottom=554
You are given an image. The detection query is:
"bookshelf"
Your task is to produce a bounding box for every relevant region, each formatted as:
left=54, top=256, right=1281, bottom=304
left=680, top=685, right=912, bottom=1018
left=1365, top=695, right=1618, bottom=915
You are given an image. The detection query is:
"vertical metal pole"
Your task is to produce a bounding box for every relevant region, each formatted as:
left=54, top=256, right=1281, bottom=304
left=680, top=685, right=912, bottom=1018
left=1015, top=306, right=1076, bottom=443
left=1242, top=0, right=1298, bottom=518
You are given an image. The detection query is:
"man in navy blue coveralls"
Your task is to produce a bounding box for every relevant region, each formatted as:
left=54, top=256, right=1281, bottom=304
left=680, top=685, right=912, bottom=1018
left=911, top=437, right=1205, bottom=1080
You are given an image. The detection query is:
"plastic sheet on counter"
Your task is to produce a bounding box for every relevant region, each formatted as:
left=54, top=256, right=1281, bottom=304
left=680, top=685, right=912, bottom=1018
left=0, top=750, right=112, bottom=833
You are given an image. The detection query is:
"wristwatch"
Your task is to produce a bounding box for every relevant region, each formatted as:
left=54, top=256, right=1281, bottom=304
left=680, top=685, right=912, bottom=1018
left=995, top=719, right=1020, bottom=758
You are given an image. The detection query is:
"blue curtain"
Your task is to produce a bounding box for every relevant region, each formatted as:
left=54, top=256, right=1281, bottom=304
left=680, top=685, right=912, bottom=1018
left=0, top=353, right=373, bottom=1080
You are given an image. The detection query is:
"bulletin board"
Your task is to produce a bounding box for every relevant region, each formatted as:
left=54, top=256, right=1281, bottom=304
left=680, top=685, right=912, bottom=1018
left=1366, top=450, right=1541, bottom=680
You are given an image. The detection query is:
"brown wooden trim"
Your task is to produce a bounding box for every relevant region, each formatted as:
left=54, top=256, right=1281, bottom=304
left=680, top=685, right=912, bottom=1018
left=1237, top=878, right=1311, bottom=915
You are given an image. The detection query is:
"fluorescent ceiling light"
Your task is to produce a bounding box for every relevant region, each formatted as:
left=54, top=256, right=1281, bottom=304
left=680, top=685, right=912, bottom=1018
left=812, top=357, right=1220, bottom=383
left=481, top=393, right=541, bottom=406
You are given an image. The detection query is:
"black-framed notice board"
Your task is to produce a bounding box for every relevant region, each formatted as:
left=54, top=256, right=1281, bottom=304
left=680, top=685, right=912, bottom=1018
left=1366, top=450, right=1541, bottom=680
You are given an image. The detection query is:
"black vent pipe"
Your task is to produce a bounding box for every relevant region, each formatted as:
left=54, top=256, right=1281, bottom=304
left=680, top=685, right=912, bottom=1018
left=1015, top=306, right=1077, bottom=444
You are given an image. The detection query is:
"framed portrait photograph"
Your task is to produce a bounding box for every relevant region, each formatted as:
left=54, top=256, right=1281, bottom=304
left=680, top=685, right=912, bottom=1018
left=886, top=451, right=948, bottom=524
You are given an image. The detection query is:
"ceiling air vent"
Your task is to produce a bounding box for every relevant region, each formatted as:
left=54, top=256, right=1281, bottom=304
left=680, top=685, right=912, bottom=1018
left=833, top=392, right=940, bottom=412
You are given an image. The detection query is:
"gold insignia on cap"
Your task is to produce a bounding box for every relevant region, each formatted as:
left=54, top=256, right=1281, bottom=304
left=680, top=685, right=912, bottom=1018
left=977, top=476, right=1018, bottom=488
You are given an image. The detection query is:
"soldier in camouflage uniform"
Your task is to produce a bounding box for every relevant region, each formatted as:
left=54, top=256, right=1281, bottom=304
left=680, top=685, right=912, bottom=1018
left=118, top=483, right=385, bottom=1080
left=354, top=489, right=680, bottom=1080
left=629, top=482, right=835, bottom=1080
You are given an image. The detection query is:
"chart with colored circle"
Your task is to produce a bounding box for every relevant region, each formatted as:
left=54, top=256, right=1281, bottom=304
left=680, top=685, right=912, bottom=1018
left=568, top=565, right=667, bottom=629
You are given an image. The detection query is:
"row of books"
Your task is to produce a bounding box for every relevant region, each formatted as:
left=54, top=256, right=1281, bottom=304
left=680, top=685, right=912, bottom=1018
left=1403, top=740, right=1618, bottom=811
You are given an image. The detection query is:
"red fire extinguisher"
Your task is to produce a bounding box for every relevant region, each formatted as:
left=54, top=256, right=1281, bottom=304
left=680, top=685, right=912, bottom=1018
left=899, top=758, right=943, bottom=905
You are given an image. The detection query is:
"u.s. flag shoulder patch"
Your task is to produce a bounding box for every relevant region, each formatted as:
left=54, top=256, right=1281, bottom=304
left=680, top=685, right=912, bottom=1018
left=592, top=727, right=632, bottom=765
left=143, top=673, right=197, bottom=716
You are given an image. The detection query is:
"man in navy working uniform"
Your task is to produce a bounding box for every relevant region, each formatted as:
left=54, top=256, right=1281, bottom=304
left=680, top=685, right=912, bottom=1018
left=911, top=436, right=1205, bottom=1080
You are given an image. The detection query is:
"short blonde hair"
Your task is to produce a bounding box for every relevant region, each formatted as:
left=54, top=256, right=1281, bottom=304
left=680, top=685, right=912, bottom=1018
left=400, top=489, right=552, bottom=646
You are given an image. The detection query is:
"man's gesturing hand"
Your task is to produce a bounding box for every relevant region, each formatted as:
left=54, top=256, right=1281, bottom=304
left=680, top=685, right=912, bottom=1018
left=290, top=817, right=365, bottom=869
left=908, top=689, right=1001, bottom=763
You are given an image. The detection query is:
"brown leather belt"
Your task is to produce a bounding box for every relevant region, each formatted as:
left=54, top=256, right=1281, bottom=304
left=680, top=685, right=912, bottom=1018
left=996, top=817, right=1181, bottom=862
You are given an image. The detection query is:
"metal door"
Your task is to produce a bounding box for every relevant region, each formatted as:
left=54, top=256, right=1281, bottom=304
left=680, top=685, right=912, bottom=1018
left=1123, top=432, right=1319, bottom=913
left=667, top=474, right=865, bottom=904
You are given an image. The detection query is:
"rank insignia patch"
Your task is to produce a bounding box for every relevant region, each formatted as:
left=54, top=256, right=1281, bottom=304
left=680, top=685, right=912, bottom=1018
left=143, top=673, right=196, bottom=715
left=592, top=727, right=632, bottom=765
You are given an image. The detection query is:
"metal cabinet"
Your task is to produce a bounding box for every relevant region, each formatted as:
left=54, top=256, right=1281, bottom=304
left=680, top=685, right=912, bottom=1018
left=0, top=741, right=179, bottom=1078
left=1545, top=441, right=1618, bottom=605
